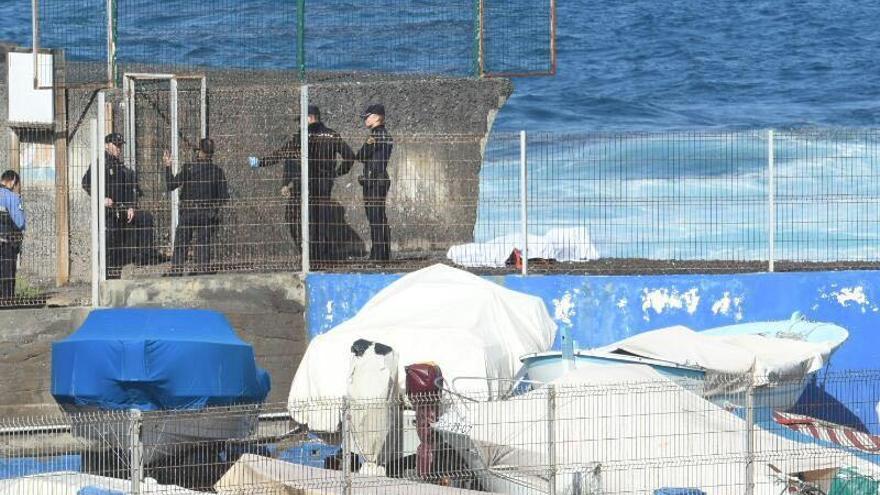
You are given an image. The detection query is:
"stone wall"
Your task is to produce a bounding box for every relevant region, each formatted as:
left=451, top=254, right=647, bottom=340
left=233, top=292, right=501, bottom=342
left=0, top=306, right=90, bottom=417
left=77, top=67, right=510, bottom=278
left=0, top=273, right=307, bottom=417
left=0, top=47, right=513, bottom=286
left=102, top=273, right=308, bottom=406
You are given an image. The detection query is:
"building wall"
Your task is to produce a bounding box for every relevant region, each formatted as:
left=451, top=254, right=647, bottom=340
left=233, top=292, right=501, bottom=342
left=0, top=50, right=514, bottom=287
left=0, top=273, right=307, bottom=417
left=306, top=268, right=880, bottom=433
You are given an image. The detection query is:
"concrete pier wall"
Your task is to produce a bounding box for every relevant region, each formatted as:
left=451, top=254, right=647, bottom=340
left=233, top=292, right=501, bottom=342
left=0, top=46, right=513, bottom=287
left=0, top=273, right=306, bottom=416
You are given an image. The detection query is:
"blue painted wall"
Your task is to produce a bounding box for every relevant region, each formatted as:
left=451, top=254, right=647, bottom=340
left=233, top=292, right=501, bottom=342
left=305, top=270, right=880, bottom=432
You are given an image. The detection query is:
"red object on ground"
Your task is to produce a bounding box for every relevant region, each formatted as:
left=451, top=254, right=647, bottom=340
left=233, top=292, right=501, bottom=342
left=773, top=410, right=880, bottom=452
left=405, top=363, right=444, bottom=478
left=505, top=248, right=523, bottom=270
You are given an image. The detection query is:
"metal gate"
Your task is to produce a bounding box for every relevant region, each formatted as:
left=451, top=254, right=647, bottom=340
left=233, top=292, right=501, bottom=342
left=122, top=74, right=206, bottom=251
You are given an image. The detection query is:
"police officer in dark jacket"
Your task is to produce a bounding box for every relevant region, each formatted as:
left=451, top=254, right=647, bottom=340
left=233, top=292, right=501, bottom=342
left=82, top=133, right=139, bottom=279
left=355, top=104, right=393, bottom=261
left=164, top=138, right=229, bottom=275
left=0, top=170, right=25, bottom=302
left=249, top=105, right=354, bottom=261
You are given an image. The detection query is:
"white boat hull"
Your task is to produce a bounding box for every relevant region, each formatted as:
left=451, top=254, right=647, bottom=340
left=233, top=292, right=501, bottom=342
left=64, top=405, right=260, bottom=466
left=519, top=351, right=813, bottom=412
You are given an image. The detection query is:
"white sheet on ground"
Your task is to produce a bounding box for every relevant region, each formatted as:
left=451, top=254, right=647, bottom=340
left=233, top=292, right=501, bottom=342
left=214, top=453, right=487, bottom=494
left=288, top=264, right=557, bottom=431
left=434, top=365, right=880, bottom=495
left=594, top=325, right=836, bottom=393
left=446, top=228, right=599, bottom=268
left=0, top=472, right=202, bottom=494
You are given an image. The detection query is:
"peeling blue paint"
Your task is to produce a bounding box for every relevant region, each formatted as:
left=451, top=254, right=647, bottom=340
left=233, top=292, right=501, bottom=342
left=305, top=270, right=880, bottom=433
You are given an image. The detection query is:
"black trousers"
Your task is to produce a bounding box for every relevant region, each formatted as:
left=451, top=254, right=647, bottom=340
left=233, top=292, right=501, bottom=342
left=105, top=213, right=129, bottom=279
left=172, top=210, right=218, bottom=272
left=0, top=241, right=19, bottom=302
left=363, top=180, right=390, bottom=261
left=285, top=189, right=337, bottom=261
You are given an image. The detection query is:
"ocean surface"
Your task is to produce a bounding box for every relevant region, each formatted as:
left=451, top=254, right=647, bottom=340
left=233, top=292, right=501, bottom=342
left=2, top=1, right=880, bottom=260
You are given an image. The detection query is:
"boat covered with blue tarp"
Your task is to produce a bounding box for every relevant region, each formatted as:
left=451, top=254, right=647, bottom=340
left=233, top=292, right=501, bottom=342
left=50, top=308, right=271, bottom=466
left=51, top=308, right=270, bottom=411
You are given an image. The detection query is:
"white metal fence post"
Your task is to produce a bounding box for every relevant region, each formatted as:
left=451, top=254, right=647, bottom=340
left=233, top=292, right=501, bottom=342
left=745, top=379, right=755, bottom=495
left=200, top=77, right=207, bottom=139
left=768, top=129, right=775, bottom=273
left=170, top=78, right=179, bottom=245
left=300, top=85, right=310, bottom=273
left=31, top=0, right=39, bottom=89
left=90, top=119, right=101, bottom=307
left=341, top=398, right=352, bottom=495
left=97, top=92, right=107, bottom=286
left=547, top=384, right=556, bottom=494
left=106, top=0, right=116, bottom=86
left=129, top=409, right=143, bottom=495
left=520, top=130, right=529, bottom=276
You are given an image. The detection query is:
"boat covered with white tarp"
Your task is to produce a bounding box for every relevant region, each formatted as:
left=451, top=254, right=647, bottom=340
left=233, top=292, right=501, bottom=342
left=288, top=264, right=557, bottom=431
left=434, top=364, right=880, bottom=495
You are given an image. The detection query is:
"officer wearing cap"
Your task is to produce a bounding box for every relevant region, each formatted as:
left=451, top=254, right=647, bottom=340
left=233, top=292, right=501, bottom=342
left=0, top=170, right=25, bottom=302
left=248, top=105, right=354, bottom=262
left=82, top=133, right=139, bottom=279
left=163, top=138, right=229, bottom=275
left=355, top=103, right=393, bottom=261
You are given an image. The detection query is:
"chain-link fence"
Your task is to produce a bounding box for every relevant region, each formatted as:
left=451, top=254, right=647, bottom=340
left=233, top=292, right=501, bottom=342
left=1, top=371, right=879, bottom=493
left=8, top=125, right=880, bottom=306
left=28, top=0, right=557, bottom=88
left=2, top=89, right=96, bottom=308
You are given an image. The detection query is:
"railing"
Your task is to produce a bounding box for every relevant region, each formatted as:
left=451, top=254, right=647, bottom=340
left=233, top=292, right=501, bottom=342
left=27, top=0, right=556, bottom=87
left=1, top=371, right=879, bottom=493
left=7, top=124, right=880, bottom=307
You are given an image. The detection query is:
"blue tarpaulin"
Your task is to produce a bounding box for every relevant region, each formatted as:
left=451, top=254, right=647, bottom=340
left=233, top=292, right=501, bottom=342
left=51, top=308, right=271, bottom=411
left=78, top=487, right=126, bottom=495
left=0, top=455, right=81, bottom=480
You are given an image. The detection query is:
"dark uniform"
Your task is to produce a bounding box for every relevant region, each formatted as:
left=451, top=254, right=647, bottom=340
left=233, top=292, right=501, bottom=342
left=82, top=136, right=139, bottom=279
left=255, top=113, right=354, bottom=261
left=0, top=178, right=25, bottom=302
left=165, top=138, right=229, bottom=273
left=356, top=105, right=393, bottom=261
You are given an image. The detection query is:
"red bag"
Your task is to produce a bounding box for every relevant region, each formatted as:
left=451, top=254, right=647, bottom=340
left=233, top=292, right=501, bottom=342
left=405, top=363, right=443, bottom=478
left=405, top=363, right=443, bottom=398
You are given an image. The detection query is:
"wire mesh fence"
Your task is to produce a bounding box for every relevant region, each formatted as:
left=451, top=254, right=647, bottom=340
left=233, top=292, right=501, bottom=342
left=27, top=0, right=557, bottom=88
left=774, top=130, right=880, bottom=264
left=1, top=371, right=879, bottom=493
left=3, top=122, right=94, bottom=309
left=9, top=125, right=880, bottom=307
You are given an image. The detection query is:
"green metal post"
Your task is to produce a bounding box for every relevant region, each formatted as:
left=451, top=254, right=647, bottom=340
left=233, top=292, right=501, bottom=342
left=473, top=0, right=482, bottom=77
left=107, top=0, right=118, bottom=87
left=297, top=0, right=305, bottom=82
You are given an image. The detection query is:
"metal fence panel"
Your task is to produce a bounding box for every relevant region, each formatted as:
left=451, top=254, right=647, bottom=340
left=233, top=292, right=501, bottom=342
left=774, top=129, right=880, bottom=264
left=10, top=127, right=880, bottom=299
left=1, top=372, right=878, bottom=493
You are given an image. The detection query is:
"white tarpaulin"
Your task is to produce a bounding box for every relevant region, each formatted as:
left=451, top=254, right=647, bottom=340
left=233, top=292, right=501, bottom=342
left=347, top=340, right=400, bottom=473
left=215, top=454, right=486, bottom=494
left=0, top=472, right=202, bottom=495
left=434, top=365, right=880, bottom=495
left=446, top=228, right=599, bottom=268
left=288, top=264, right=557, bottom=431
left=594, top=325, right=838, bottom=396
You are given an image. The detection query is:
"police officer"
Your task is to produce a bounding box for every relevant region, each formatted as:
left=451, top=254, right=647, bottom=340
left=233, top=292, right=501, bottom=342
left=249, top=105, right=354, bottom=261
left=0, top=170, right=25, bottom=302
left=82, top=133, right=139, bottom=279
left=164, top=138, right=229, bottom=275
left=355, top=104, right=393, bottom=261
